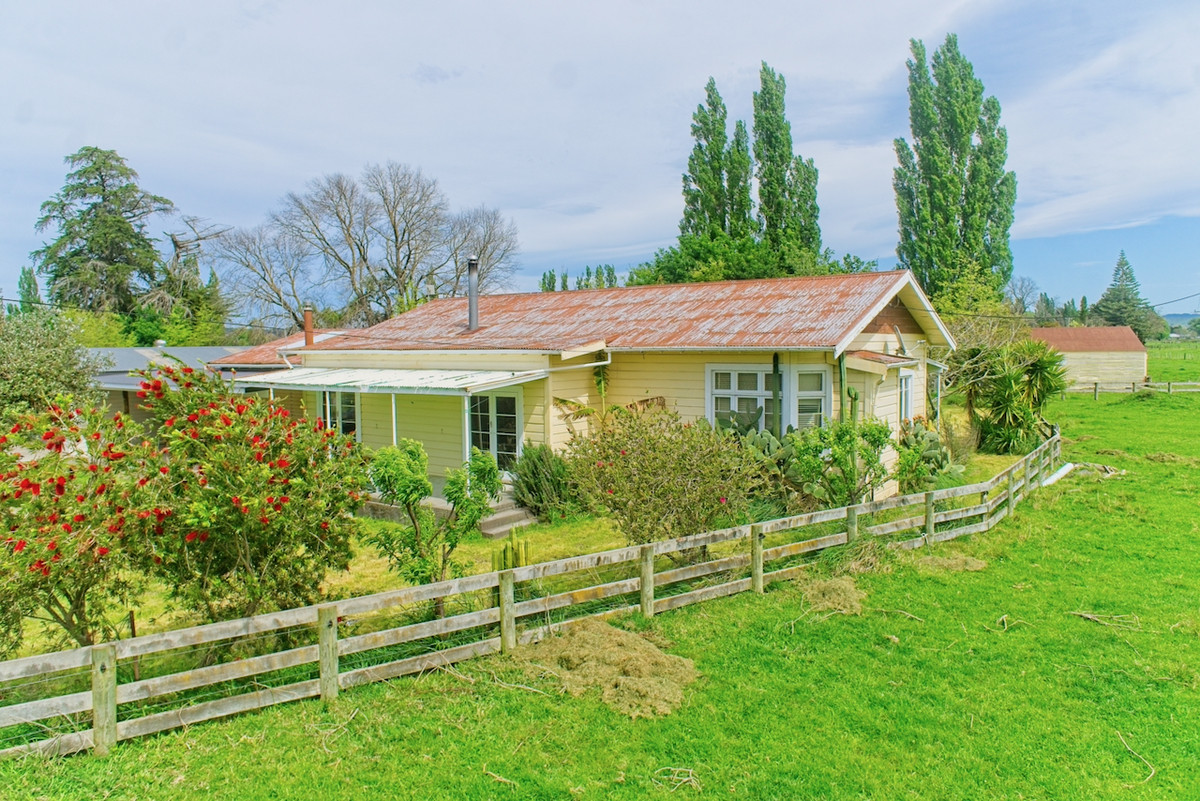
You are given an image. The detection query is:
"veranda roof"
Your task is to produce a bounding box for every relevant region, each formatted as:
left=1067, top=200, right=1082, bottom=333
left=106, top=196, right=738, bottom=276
left=234, top=367, right=549, bottom=396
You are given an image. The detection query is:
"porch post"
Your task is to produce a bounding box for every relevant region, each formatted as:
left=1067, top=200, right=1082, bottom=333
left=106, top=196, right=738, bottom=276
left=391, top=394, right=397, bottom=447
left=462, top=394, right=471, bottom=463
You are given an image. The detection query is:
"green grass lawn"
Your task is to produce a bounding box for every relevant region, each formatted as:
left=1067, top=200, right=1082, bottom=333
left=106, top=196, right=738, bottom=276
left=4, top=392, right=1198, bottom=799
left=1147, top=341, right=1200, bottom=382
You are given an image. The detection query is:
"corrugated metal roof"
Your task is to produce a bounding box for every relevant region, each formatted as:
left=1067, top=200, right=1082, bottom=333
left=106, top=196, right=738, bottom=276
left=845, top=350, right=919, bottom=367
left=304, top=271, right=940, bottom=354
left=92, top=346, right=247, bottom=374
left=235, top=367, right=548, bottom=395
left=208, top=331, right=346, bottom=367
left=1030, top=326, right=1146, bottom=353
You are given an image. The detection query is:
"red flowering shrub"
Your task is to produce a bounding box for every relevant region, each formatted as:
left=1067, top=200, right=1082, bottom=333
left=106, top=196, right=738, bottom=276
left=0, top=403, right=165, bottom=652
left=132, top=363, right=369, bottom=622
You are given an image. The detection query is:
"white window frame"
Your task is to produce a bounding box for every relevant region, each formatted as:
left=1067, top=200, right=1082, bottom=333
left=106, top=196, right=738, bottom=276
left=794, top=366, right=833, bottom=431
left=898, top=371, right=914, bottom=422
left=468, top=390, right=523, bottom=472
left=706, top=364, right=785, bottom=432
left=321, top=391, right=360, bottom=442
left=705, top=363, right=833, bottom=432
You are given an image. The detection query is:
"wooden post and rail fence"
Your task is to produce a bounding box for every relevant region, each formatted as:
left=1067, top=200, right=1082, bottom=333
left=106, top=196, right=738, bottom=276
left=0, top=434, right=1063, bottom=759
left=1071, top=380, right=1200, bottom=398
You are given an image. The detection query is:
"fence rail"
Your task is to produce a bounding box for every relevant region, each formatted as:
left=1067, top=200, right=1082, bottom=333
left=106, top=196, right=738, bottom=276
left=0, top=434, right=1062, bottom=759
left=1068, top=381, right=1200, bottom=397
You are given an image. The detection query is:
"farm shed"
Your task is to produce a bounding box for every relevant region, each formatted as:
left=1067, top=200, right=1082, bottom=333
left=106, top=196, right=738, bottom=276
left=1029, top=326, right=1147, bottom=386
left=226, top=270, right=956, bottom=497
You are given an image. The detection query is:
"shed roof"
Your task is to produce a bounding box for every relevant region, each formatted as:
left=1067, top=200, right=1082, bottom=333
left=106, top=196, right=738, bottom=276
left=1030, top=326, right=1145, bottom=353
left=301, top=271, right=952, bottom=356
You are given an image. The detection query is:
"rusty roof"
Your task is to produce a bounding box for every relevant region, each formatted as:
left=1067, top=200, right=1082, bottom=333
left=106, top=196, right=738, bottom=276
left=845, top=350, right=919, bottom=366
left=208, top=331, right=347, bottom=367
left=306, top=271, right=950, bottom=355
left=1030, top=326, right=1145, bottom=353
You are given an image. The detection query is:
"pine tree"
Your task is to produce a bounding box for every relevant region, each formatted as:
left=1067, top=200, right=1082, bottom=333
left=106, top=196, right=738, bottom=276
left=894, top=35, right=1016, bottom=300
left=32, top=147, right=175, bottom=315
left=1092, top=251, right=1163, bottom=341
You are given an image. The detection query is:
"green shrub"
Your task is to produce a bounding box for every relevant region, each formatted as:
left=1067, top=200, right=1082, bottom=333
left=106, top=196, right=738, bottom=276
left=894, top=417, right=965, bottom=494
left=512, top=443, right=579, bottom=521
left=567, top=408, right=761, bottom=545
left=787, top=417, right=892, bottom=508
left=367, top=442, right=501, bottom=595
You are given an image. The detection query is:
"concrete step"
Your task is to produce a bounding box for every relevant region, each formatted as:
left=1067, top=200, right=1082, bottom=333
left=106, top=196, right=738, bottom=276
left=479, top=507, right=537, bottom=539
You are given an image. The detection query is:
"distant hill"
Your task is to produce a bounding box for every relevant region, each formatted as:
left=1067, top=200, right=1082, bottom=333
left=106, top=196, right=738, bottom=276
left=1165, top=313, right=1197, bottom=326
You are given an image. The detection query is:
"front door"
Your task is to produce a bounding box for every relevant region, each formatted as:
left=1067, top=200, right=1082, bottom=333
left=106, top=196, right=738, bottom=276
left=468, top=393, right=520, bottom=471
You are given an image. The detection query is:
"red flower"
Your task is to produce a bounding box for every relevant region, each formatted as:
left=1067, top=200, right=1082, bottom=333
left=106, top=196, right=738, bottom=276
left=185, top=531, right=198, bottom=543
left=164, top=417, right=176, bottom=427
left=719, top=497, right=727, bottom=504
left=12, top=540, right=26, bottom=553
left=159, top=466, right=169, bottom=475
left=320, top=521, right=330, bottom=530
left=96, top=546, right=110, bottom=556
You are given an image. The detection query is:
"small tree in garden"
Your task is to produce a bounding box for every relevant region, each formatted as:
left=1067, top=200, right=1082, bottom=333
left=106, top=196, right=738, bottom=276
left=787, top=416, right=893, bottom=508
left=972, top=340, right=1066, bottom=454
left=568, top=408, right=761, bottom=545
left=367, top=441, right=501, bottom=596
left=0, top=402, right=165, bottom=653
left=133, top=364, right=369, bottom=622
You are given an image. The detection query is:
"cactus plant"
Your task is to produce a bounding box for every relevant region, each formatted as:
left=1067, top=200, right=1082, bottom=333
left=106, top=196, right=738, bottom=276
left=491, top=530, right=533, bottom=572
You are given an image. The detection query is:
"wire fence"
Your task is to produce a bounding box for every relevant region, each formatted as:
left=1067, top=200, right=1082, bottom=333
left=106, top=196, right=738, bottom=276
left=0, top=433, right=1062, bottom=759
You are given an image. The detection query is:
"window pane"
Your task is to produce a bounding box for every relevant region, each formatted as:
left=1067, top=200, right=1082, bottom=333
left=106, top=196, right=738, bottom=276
left=796, top=372, right=823, bottom=393
left=470, top=396, right=490, bottom=452
left=714, top=372, right=731, bottom=391
left=764, top=398, right=775, bottom=419
left=737, top=372, right=759, bottom=392
left=737, top=397, right=759, bottom=415
left=495, top=396, right=517, bottom=416
left=764, top=373, right=780, bottom=392
left=714, top=396, right=731, bottom=413
left=797, top=398, right=823, bottom=429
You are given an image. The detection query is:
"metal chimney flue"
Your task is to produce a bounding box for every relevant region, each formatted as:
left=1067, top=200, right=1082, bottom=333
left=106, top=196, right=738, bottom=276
left=467, top=256, right=479, bottom=331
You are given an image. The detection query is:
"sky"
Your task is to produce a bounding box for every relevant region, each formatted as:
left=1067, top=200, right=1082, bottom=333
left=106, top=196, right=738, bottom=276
left=2, top=0, right=1198, bottom=317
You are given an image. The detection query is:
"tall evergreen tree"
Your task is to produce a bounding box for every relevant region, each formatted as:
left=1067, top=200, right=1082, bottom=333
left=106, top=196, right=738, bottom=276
left=894, top=35, right=1016, bottom=300
left=16, top=267, right=40, bottom=313
left=32, top=147, right=175, bottom=315
left=725, top=120, right=755, bottom=240
left=681, top=78, right=729, bottom=239
left=753, top=63, right=821, bottom=264
left=1092, top=251, right=1164, bottom=342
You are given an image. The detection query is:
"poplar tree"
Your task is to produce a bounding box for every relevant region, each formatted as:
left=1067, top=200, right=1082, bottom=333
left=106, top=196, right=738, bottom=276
left=894, top=35, right=1016, bottom=300
left=725, top=121, right=755, bottom=239
left=753, top=62, right=821, bottom=266
left=681, top=78, right=729, bottom=239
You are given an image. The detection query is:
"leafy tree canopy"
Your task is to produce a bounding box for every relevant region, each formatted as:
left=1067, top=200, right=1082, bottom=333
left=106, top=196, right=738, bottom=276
left=894, top=34, right=1016, bottom=300
left=0, top=311, right=107, bottom=418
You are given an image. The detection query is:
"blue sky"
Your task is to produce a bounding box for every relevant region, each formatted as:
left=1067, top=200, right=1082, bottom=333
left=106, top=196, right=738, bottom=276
left=2, top=1, right=1197, bottom=317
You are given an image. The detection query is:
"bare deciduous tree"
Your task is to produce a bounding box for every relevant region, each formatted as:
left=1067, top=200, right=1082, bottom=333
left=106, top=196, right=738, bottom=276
left=217, top=162, right=519, bottom=328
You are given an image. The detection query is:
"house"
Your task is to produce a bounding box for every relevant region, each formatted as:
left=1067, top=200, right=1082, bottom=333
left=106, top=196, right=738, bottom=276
left=1029, top=326, right=1147, bottom=387
left=93, top=345, right=248, bottom=425
left=232, top=270, right=955, bottom=497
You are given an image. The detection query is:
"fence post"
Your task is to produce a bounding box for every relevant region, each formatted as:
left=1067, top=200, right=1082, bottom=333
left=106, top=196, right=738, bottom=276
left=1093, top=382, right=1099, bottom=400
left=750, top=525, right=765, bottom=594
left=318, top=604, right=339, bottom=703
left=1132, top=382, right=1137, bottom=394
left=1168, top=382, right=1173, bottom=395
left=640, top=545, right=656, bottom=617
left=499, top=570, right=516, bottom=653
left=1006, top=469, right=1016, bottom=517
left=91, top=643, right=117, bottom=756
left=845, top=505, right=859, bottom=543
left=924, top=492, right=935, bottom=544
